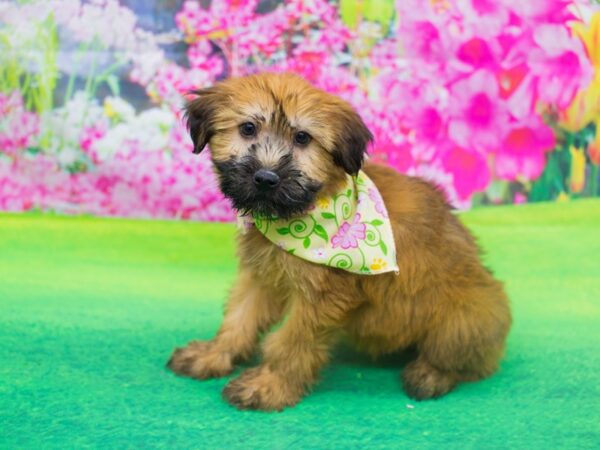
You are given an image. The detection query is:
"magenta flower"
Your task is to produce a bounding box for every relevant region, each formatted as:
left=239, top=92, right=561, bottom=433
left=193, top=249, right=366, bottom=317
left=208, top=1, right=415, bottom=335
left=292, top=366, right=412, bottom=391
left=411, top=106, right=446, bottom=159
left=514, top=192, right=527, bottom=205
left=448, top=70, right=509, bottom=154
left=495, top=119, right=555, bottom=181
left=441, top=146, right=491, bottom=201
left=507, top=1, right=573, bottom=24
left=528, top=24, right=593, bottom=108
left=378, top=138, right=415, bottom=173
left=331, top=213, right=366, bottom=250
left=401, top=20, right=447, bottom=64
left=456, top=37, right=497, bottom=70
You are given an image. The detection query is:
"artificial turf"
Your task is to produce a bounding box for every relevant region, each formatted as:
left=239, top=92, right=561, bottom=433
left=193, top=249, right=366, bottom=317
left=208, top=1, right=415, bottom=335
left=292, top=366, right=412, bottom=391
left=1, top=200, right=599, bottom=449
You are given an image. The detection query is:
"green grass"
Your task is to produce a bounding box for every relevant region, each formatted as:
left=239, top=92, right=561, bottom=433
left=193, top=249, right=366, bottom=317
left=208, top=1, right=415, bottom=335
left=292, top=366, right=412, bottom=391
left=1, top=200, right=599, bottom=449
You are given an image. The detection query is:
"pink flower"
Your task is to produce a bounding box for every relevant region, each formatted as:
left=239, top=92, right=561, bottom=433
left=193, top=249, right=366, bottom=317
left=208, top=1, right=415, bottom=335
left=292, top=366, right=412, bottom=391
left=401, top=20, right=447, bottom=64
left=456, top=37, right=497, bottom=70
left=514, top=192, right=527, bottom=204
left=441, top=146, right=491, bottom=201
left=407, top=162, right=471, bottom=210
left=0, top=92, right=40, bottom=155
left=153, top=64, right=186, bottom=98
left=187, top=41, right=225, bottom=76
left=495, top=119, right=555, bottom=181
left=80, top=124, right=107, bottom=163
left=370, top=38, right=401, bottom=71
left=374, top=137, right=415, bottom=173
left=528, top=24, right=593, bottom=108
left=458, top=0, right=509, bottom=31
left=368, top=188, right=388, bottom=218
left=280, top=42, right=332, bottom=84
left=505, top=1, right=573, bottom=24
left=331, top=213, right=366, bottom=250
left=448, top=70, right=509, bottom=153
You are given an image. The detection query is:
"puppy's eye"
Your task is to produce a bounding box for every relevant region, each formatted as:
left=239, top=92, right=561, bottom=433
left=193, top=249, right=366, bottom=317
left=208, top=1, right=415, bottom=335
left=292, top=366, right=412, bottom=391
left=239, top=122, right=257, bottom=137
left=294, top=131, right=311, bottom=146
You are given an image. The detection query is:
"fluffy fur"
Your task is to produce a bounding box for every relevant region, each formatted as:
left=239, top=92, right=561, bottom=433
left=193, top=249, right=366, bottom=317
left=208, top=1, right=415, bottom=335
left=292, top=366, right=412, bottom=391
left=168, top=73, right=512, bottom=411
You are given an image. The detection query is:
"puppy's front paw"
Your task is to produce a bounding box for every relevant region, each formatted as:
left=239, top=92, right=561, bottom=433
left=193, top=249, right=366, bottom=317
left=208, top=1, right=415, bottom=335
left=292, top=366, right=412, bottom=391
left=222, top=367, right=302, bottom=412
left=167, top=340, right=233, bottom=380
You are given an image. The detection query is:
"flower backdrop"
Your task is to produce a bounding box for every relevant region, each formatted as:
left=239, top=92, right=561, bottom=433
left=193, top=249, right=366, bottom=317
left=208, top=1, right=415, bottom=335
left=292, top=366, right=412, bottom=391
left=1, top=0, right=599, bottom=220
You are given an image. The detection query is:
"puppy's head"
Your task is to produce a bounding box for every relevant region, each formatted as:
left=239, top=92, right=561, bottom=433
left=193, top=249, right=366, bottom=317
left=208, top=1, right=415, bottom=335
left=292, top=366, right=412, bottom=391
left=185, top=72, right=372, bottom=219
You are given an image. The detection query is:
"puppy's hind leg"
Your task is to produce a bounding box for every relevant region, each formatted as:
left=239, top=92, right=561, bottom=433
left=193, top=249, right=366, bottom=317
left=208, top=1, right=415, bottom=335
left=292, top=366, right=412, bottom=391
left=402, top=284, right=511, bottom=400
left=167, top=270, right=286, bottom=380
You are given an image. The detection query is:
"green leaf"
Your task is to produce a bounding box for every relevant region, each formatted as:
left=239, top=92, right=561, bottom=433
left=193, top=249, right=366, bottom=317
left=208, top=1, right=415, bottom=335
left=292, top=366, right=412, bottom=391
left=303, top=237, right=311, bottom=249
left=339, top=0, right=395, bottom=31
left=105, top=74, right=120, bottom=96
left=339, top=0, right=358, bottom=28
left=277, top=227, right=290, bottom=235
left=287, top=249, right=296, bottom=255
left=370, top=219, right=383, bottom=226
left=321, top=212, right=336, bottom=220
left=531, top=152, right=562, bottom=202
left=313, top=224, right=329, bottom=242
left=363, top=0, right=395, bottom=28
left=379, top=240, right=388, bottom=256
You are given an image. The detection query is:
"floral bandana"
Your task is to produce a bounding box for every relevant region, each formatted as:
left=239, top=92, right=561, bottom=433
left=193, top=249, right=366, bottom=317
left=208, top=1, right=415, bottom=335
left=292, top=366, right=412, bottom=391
left=238, top=171, right=399, bottom=275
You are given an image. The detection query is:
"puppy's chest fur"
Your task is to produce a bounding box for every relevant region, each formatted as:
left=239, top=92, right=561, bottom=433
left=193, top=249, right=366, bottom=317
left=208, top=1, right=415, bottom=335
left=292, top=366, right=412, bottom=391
left=237, top=228, right=357, bottom=301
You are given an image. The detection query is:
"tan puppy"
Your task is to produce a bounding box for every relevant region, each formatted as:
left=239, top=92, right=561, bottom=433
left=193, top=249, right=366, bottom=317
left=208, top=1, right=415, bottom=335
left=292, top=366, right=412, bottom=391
left=167, top=73, right=512, bottom=411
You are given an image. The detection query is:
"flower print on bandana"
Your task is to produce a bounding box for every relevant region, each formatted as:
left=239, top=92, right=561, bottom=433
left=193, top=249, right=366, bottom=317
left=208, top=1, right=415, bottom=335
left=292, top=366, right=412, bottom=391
left=312, top=248, right=328, bottom=260
left=368, top=188, right=388, bottom=218
left=331, top=213, right=366, bottom=249
left=240, top=171, right=399, bottom=276
left=357, top=191, right=368, bottom=205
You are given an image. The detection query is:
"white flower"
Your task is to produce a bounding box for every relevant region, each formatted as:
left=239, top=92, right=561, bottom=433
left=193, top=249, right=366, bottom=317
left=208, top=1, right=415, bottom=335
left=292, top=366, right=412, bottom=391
left=312, top=248, right=327, bottom=260
left=129, top=50, right=166, bottom=85
left=39, top=92, right=107, bottom=164
left=93, top=106, right=175, bottom=159
left=103, top=97, right=135, bottom=122
left=65, top=0, right=137, bottom=49
left=56, top=147, right=79, bottom=166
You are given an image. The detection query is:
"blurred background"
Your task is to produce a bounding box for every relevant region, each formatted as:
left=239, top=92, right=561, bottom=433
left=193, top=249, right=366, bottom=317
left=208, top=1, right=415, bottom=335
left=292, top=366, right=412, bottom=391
left=1, top=0, right=600, bottom=221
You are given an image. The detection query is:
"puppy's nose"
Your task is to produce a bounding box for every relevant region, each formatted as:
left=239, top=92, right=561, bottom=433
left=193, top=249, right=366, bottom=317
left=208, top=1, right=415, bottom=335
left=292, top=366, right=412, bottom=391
left=253, top=169, right=280, bottom=191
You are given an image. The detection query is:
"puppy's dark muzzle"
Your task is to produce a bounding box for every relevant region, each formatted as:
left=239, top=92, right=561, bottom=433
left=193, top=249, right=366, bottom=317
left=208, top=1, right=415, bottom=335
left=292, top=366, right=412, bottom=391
left=253, top=169, right=280, bottom=191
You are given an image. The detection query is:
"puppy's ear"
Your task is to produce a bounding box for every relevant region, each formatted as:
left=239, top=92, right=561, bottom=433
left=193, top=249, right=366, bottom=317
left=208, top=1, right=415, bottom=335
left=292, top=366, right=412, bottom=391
left=184, top=88, right=221, bottom=154
left=330, top=104, right=373, bottom=175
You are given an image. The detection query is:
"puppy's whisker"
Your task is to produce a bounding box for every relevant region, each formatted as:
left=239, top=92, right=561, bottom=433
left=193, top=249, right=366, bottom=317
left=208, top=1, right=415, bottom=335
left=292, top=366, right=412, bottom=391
left=279, top=190, right=306, bottom=206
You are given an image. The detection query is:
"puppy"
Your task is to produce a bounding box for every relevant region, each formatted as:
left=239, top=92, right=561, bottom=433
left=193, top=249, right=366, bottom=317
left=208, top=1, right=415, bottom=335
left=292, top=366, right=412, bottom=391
left=167, top=73, right=512, bottom=411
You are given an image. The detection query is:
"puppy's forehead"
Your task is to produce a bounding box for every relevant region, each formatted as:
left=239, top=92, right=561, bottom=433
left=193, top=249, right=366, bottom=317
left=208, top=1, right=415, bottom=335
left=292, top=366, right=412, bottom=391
left=231, top=88, right=276, bottom=121
left=227, top=76, right=325, bottom=130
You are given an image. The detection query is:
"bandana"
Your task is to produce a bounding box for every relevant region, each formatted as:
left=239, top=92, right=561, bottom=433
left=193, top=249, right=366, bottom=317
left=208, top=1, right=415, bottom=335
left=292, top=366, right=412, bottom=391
left=238, top=170, right=399, bottom=275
